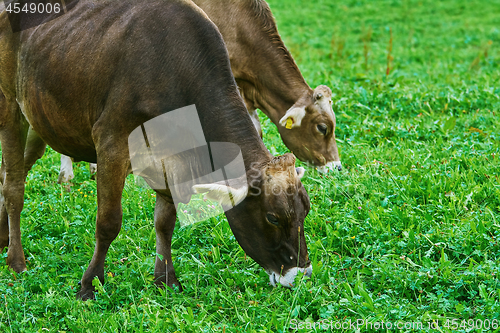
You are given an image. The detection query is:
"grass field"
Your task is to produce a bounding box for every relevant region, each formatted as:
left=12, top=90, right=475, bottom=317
left=1, top=0, right=500, bottom=332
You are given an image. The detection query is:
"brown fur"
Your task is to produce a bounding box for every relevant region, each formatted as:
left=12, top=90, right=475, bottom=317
left=0, top=0, right=310, bottom=299
left=193, top=0, right=341, bottom=166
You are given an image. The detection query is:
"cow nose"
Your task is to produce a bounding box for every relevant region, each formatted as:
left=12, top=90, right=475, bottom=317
left=316, top=161, right=342, bottom=173
left=332, top=161, right=342, bottom=171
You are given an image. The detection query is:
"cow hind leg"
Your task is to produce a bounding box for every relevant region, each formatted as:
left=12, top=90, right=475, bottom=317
left=76, top=145, right=129, bottom=300
left=153, top=195, right=182, bottom=291
left=59, top=156, right=97, bottom=183
left=58, top=155, right=75, bottom=184
left=89, top=163, right=97, bottom=176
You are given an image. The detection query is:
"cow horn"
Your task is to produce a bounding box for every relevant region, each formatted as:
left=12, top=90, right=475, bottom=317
left=192, top=182, right=248, bottom=207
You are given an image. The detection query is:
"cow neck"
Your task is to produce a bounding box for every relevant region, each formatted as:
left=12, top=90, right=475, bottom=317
left=198, top=99, right=272, bottom=171
left=191, top=0, right=313, bottom=127
left=251, top=73, right=311, bottom=125
left=232, top=8, right=313, bottom=125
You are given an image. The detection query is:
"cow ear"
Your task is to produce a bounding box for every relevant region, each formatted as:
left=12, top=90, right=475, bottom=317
left=295, top=167, right=305, bottom=179
left=279, top=106, right=306, bottom=129
left=192, top=183, right=248, bottom=207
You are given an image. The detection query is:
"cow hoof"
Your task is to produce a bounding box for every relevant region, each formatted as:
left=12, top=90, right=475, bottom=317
left=6, top=252, right=27, bottom=273
left=76, top=287, right=95, bottom=301
left=167, top=283, right=183, bottom=292
left=7, top=261, right=27, bottom=274
left=57, top=171, right=74, bottom=184
left=154, top=279, right=183, bottom=292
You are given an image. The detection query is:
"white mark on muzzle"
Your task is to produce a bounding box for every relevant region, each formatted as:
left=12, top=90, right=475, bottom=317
left=317, top=160, right=342, bottom=173
left=267, top=263, right=312, bottom=288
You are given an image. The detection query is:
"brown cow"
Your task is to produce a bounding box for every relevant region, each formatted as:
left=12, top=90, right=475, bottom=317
left=193, top=0, right=342, bottom=171
left=56, top=0, right=341, bottom=183
left=0, top=0, right=311, bottom=299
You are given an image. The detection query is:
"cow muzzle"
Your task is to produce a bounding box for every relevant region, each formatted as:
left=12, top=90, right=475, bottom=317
left=317, top=160, right=342, bottom=173
left=267, top=263, right=313, bottom=288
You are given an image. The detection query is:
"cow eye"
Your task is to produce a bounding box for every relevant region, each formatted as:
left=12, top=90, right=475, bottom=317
left=266, top=213, right=279, bottom=226
left=317, top=124, right=328, bottom=135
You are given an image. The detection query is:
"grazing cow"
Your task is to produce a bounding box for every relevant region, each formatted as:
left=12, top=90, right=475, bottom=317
left=193, top=0, right=341, bottom=171
left=56, top=0, right=341, bottom=183
left=0, top=0, right=311, bottom=300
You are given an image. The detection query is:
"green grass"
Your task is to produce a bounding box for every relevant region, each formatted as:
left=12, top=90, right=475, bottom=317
left=1, top=0, right=500, bottom=332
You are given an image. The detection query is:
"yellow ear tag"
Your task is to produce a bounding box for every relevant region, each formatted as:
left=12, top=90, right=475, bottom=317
left=285, top=118, right=293, bottom=129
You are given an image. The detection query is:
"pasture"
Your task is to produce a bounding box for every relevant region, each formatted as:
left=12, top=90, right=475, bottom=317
left=1, top=0, right=499, bottom=331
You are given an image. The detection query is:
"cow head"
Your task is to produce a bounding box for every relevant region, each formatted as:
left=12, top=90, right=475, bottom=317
left=193, top=153, right=311, bottom=287
left=278, top=86, right=342, bottom=171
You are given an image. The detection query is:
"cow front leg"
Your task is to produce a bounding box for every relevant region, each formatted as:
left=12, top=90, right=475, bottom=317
left=0, top=111, right=30, bottom=273
left=153, top=195, right=182, bottom=291
left=24, top=127, right=47, bottom=177
left=0, top=175, right=8, bottom=251
left=0, top=93, right=7, bottom=252
left=76, top=148, right=129, bottom=300
left=0, top=127, right=46, bottom=254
